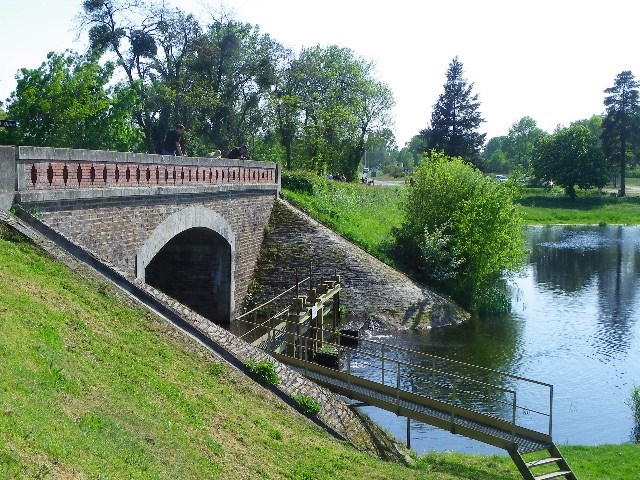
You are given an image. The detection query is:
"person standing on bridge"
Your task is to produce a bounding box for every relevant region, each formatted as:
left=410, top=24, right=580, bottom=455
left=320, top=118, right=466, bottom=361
left=162, top=124, right=186, bottom=156
left=226, top=144, right=248, bottom=159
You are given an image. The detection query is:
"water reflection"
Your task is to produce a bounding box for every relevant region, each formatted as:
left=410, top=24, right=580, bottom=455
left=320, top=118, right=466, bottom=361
left=361, top=226, right=640, bottom=453
left=529, top=226, right=640, bottom=361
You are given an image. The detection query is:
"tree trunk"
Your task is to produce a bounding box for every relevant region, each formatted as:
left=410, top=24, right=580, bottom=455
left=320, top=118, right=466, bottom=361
left=619, top=135, right=626, bottom=196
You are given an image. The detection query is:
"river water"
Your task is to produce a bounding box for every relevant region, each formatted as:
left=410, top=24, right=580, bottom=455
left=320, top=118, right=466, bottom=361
left=354, top=225, right=640, bottom=454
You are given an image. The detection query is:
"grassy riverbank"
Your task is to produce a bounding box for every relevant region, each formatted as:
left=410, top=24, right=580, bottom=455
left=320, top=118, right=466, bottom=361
left=517, top=187, right=640, bottom=224
left=282, top=178, right=406, bottom=263
left=282, top=179, right=640, bottom=261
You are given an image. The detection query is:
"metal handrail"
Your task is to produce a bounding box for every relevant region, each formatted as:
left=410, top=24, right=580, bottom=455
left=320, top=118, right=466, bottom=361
left=235, top=275, right=310, bottom=322
left=280, top=335, right=523, bottom=443
left=237, top=307, right=291, bottom=341
left=239, top=309, right=552, bottom=436
left=358, top=333, right=554, bottom=389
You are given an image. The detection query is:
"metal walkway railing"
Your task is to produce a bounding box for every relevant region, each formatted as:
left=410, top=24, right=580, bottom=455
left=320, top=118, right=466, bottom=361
left=233, top=279, right=578, bottom=478
left=235, top=298, right=554, bottom=453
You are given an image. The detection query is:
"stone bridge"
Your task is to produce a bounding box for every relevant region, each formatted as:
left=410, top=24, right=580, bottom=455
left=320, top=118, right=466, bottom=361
left=0, top=146, right=280, bottom=324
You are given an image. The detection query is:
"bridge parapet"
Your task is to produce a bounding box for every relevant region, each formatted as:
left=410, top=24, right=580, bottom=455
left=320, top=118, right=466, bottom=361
left=14, top=146, right=280, bottom=203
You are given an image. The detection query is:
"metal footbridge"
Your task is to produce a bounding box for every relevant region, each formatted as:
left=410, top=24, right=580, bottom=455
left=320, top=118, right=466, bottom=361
left=234, top=275, right=578, bottom=480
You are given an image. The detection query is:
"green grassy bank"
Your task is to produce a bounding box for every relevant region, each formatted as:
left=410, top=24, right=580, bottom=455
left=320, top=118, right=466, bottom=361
left=282, top=180, right=640, bottom=262
left=517, top=188, right=640, bottom=224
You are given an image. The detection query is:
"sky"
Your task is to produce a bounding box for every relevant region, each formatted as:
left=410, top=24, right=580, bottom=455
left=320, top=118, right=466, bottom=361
left=2, top=0, right=639, bottom=147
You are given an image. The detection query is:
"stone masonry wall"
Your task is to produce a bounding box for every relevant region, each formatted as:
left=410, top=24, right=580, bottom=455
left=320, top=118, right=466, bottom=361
left=24, top=190, right=274, bottom=315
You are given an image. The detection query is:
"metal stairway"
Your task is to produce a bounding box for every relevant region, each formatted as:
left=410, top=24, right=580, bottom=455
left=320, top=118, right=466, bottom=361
left=509, top=443, right=578, bottom=480
left=276, top=351, right=578, bottom=480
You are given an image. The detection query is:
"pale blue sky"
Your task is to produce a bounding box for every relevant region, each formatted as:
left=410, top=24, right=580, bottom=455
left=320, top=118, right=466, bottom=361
left=2, top=0, right=639, bottom=146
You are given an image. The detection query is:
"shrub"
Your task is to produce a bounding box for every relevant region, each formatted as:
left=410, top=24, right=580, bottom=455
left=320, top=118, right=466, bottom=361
left=245, top=360, right=280, bottom=386
left=281, top=170, right=324, bottom=195
left=292, top=393, right=321, bottom=416
left=208, top=361, right=224, bottom=377
left=393, top=151, right=525, bottom=312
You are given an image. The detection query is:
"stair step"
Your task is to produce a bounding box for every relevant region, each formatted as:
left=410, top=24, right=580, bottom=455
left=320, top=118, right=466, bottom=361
left=526, top=457, right=562, bottom=468
left=534, top=471, right=572, bottom=480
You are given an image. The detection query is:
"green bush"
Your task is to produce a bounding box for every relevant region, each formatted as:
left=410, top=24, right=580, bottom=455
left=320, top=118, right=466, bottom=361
left=245, top=360, right=280, bottom=386
left=393, top=151, right=525, bottom=312
left=292, top=393, right=321, bottom=416
left=281, top=170, right=324, bottom=195
left=208, top=361, right=225, bottom=377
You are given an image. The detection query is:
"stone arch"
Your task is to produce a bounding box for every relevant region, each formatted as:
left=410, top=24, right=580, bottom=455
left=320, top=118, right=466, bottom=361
left=136, top=206, right=236, bottom=322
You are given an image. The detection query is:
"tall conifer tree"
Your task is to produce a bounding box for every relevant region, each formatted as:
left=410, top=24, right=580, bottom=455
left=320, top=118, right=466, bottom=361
left=601, top=70, right=640, bottom=196
left=421, top=57, right=485, bottom=168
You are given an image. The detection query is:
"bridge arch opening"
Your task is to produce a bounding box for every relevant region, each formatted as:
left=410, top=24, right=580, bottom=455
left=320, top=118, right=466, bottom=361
left=145, top=227, right=231, bottom=323
left=136, top=206, right=236, bottom=324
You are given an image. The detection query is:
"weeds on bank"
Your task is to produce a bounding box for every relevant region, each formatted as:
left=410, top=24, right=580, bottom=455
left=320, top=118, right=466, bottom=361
left=292, top=394, right=321, bottom=416
left=245, top=360, right=280, bottom=386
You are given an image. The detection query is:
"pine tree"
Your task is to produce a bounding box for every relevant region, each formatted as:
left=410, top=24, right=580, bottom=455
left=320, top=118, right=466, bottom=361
left=601, top=70, right=640, bottom=196
left=421, top=57, right=486, bottom=168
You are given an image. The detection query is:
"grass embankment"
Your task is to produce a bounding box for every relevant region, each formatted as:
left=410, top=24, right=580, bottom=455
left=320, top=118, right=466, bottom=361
left=283, top=180, right=640, bottom=251
left=517, top=188, right=640, bottom=224
left=282, top=179, right=405, bottom=263
left=1, top=224, right=539, bottom=479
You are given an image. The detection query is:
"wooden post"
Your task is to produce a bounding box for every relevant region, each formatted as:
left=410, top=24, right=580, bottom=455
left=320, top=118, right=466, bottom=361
left=317, top=304, right=324, bottom=351
left=286, top=312, right=297, bottom=356
left=406, top=418, right=411, bottom=449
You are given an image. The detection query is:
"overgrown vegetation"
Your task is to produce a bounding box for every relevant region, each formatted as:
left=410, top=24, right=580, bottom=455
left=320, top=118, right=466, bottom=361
left=282, top=170, right=405, bottom=262
left=392, top=152, right=525, bottom=313
left=282, top=167, right=640, bottom=312
left=245, top=360, right=280, bottom=386
left=291, top=394, right=322, bottom=417
left=628, top=385, right=640, bottom=442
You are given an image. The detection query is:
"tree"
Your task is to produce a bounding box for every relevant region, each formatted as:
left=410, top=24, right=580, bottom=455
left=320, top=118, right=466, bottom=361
left=481, top=136, right=508, bottom=173
left=270, top=46, right=301, bottom=169
left=502, top=116, right=546, bottom=174
left=364, top=128, right=397, bottom=171
left=393, top=151, right=523, bottom=312
left=81, top=1, right=285, bottom=156
left=533, top=124, right=607, bottom=198
left=420, top=57, right=486, bottom=168
left=282, top=45, right=394, bottom=179
left=0, top=51, right=142, bottom=150
left=601, top=70, right=640, bottom=196
left=184, top=12, right=281, bottom=156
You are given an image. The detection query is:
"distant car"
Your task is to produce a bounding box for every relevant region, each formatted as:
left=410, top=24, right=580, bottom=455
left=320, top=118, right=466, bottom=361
left=494, top=174, right=508, bottom=182
left=363, top=167, right=370, bottom=174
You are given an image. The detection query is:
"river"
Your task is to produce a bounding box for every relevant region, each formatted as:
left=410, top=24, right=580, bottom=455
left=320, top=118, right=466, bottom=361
left=354, top=225, right=640, bottom=454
